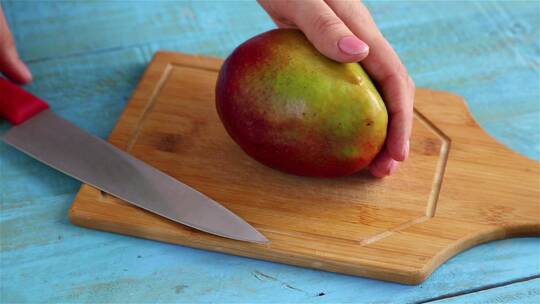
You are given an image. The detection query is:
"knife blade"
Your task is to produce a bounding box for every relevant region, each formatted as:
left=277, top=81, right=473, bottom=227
left=0, top=78, right=268, bottom=244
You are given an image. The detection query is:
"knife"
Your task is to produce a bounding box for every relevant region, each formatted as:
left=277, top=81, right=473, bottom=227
left=0, top=78, right=268, bottom=243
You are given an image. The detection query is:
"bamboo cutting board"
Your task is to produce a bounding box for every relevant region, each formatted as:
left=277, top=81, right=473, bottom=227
left=69, top=51, right=540, bottom=284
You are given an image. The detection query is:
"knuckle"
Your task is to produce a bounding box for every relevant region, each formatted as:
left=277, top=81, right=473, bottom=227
left=312, top=13, right=343, bottom=36
left=261, top=0, right=296, bottom=22
left=343, top=1, right=368, bottom=27
left=276, top=0, right=296, bottom=12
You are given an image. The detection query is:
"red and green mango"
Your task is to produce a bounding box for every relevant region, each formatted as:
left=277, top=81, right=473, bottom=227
left=216, top=29, right=388, bottom=177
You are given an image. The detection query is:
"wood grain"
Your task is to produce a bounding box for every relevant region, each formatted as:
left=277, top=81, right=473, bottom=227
left=429, top=278, right=540, bottom=304
left=68, top=52, right=540, bottom=285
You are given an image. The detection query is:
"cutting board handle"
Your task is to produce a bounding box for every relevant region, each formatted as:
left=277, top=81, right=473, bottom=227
left=0, top=77, right=49, bottom=125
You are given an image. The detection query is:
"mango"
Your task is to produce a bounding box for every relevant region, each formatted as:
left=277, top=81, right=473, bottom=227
left=215, top=29, right=388, bottom=177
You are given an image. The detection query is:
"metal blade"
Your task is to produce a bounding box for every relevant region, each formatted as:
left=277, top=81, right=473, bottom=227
left=3, top=110, right=268, bottom=243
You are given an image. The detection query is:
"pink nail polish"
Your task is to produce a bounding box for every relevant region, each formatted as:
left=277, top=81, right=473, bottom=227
left=338, top=36, right=369, bottom=55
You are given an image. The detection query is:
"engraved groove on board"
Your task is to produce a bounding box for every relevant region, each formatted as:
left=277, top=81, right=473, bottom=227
left=126, top=63, right=220, bottom=152
left=127, top=63, right=173, bottom=151
left=357, top=108, right=452, bottom=247
left=359, top=216, right=431, bottom=246
left=413, top=108, right=452, bottom=217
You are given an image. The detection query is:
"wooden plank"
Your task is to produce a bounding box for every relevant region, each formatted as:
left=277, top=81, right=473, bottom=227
left=1, top=0, right=274, bottom=61
left=428, top=278, right=540, bottom=304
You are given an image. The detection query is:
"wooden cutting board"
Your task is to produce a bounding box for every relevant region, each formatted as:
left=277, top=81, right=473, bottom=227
left=69, top=51, right=540, bottom=285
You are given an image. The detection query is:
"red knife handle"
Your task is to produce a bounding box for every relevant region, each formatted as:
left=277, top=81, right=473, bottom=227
left=0, top=77, right=49, bottom=125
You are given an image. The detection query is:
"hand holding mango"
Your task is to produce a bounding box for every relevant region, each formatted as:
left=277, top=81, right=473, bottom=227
left=0, top=1, right=413, bottom=177
left=217, top=1, right=414, bottom=177
left=217, top=29, right=388, bottom=177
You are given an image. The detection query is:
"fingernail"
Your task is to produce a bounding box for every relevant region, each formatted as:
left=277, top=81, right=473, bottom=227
left=388, top=160, right=399, bottom=175
left=402, top=140, right=410, bottom=160
left=338, top=36, right=369, bottom=55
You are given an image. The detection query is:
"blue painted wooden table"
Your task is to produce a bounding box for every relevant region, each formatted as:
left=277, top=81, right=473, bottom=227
left=1, top=1, right=539, bottom=303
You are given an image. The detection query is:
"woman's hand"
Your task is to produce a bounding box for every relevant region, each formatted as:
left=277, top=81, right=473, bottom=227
left=0, top=6, right=32, bottom=84
left=258, top=0, right=414, bottom=177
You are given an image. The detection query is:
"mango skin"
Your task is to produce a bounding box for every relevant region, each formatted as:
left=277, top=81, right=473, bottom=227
left=216, top=29, right=388, bottom=177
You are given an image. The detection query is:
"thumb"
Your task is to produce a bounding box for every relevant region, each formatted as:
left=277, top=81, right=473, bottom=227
left=292, top=1, right=369, bottom=63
